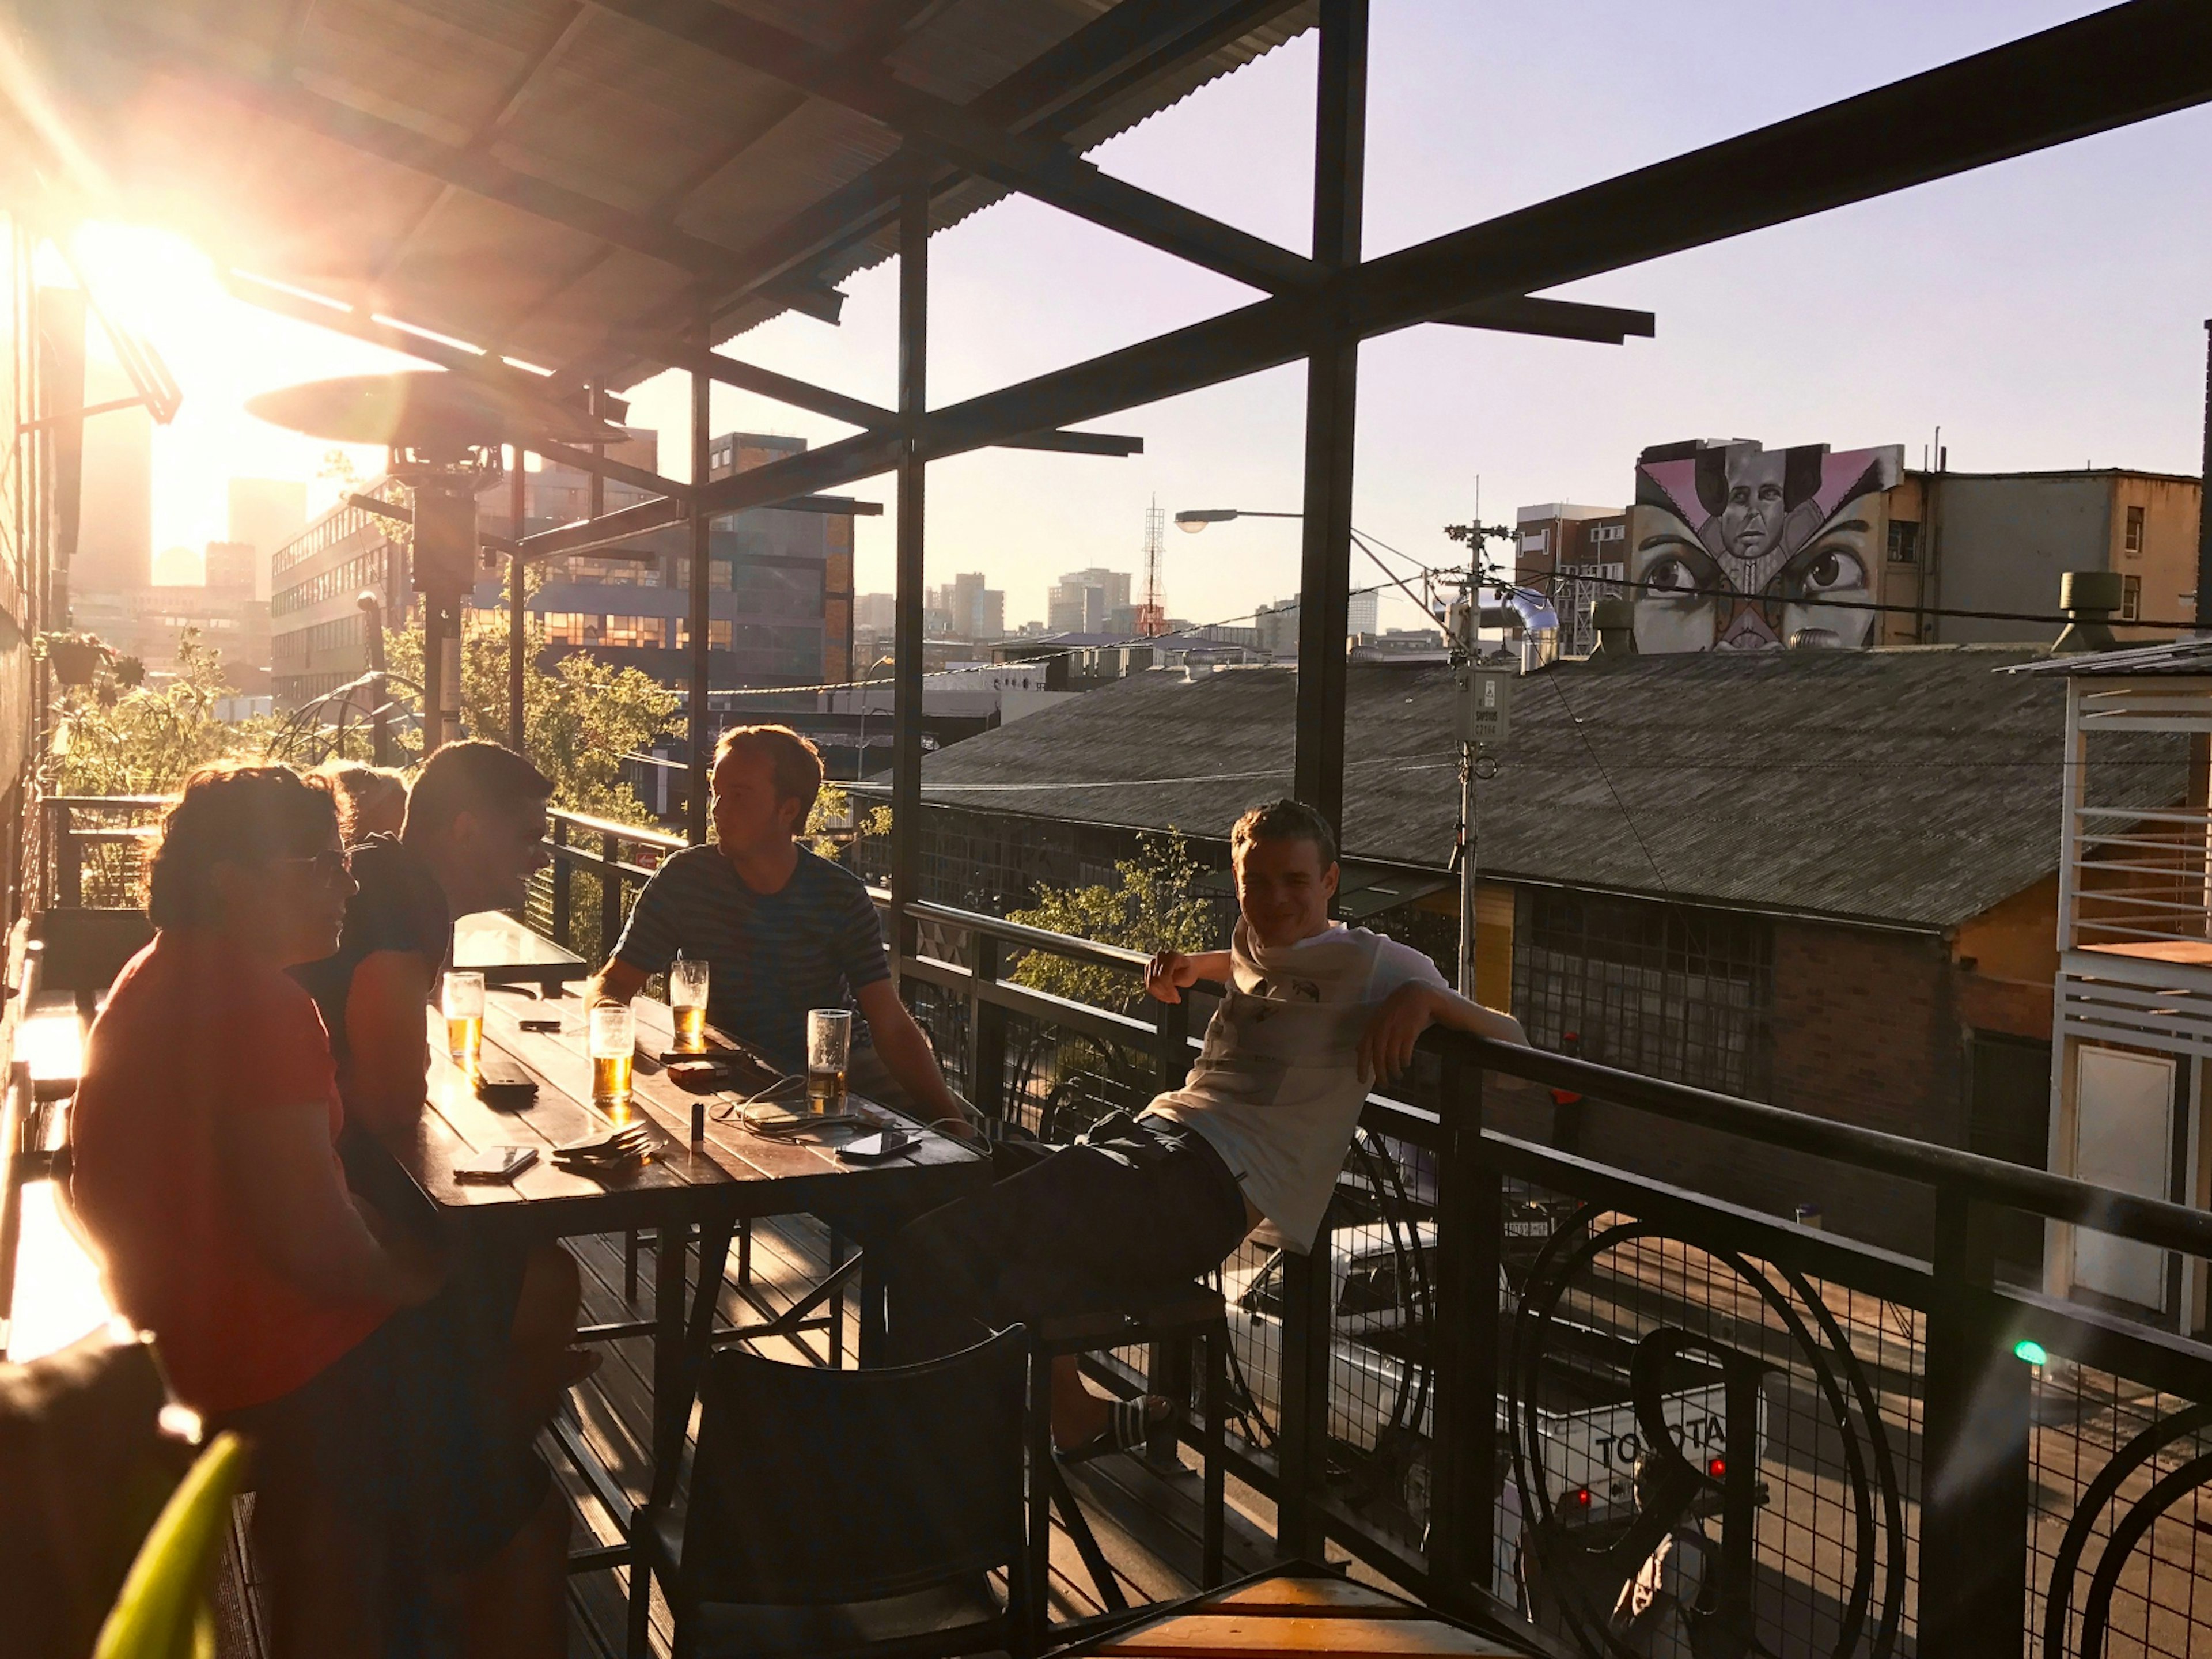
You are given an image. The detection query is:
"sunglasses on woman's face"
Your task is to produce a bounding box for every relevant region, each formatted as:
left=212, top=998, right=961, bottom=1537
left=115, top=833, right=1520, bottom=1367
left=268, top=850, right=352, bottom=884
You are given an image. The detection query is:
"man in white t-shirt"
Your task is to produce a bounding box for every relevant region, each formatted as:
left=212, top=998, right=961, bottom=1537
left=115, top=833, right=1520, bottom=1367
left=884, top=799, right=1525, bottom=1459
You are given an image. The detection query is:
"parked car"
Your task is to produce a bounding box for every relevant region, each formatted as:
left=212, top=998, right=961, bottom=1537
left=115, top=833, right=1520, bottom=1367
left=1220, top=1224, right=1763, bottom=1539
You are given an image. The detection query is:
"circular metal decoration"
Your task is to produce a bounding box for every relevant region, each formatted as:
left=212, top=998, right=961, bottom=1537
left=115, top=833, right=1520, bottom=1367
left=245, top=371, right=630, bottom=454
left=2041, top=1400, right=2212, bottom=1658
left=1503, top=1205, right=1907, bottom=1658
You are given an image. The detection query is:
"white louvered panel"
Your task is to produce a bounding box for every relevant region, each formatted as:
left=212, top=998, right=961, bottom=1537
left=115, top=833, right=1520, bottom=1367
left=2058, top=955, right=2212, bottom=1059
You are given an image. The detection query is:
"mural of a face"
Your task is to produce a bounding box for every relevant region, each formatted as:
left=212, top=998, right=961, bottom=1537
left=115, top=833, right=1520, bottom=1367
left=1628, top=440, right=1903, bottom=652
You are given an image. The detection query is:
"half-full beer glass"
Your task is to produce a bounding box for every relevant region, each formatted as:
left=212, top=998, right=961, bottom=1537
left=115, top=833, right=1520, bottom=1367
left=670, top=957, right=710, bottom=1051
left=443, top=971, right=485, bottom=1070
left=806, top=1009, right=851, bottom=1116
left=590, top=1001, right=635, bottom=1116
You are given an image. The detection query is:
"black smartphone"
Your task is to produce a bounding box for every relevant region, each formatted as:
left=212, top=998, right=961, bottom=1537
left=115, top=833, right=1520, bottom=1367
left=453, top=1145, right=538, bottom=1183
left=475, top=1059, right=538, bottom=1108
left=838, top=1129, right=918, bottom=1162
left=518, top=1017, right=562, bottom=1033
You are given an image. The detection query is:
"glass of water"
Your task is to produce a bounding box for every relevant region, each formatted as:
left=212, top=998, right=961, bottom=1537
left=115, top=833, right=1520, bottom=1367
left=806, top=1009, right=852, bottom=1116
left=669, top=957, right=710, bottom=1052
left=443, top=971, right=485, bottom=1070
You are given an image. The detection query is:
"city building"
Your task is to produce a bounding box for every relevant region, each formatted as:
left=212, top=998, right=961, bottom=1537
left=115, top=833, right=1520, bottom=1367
left=1046, top=566, right=1132, bottom=634
left=270, top=479, right=411, bottom=707
left=73, top=359, right=151, bottom=594
left=226, top=477, right=308, bottom=602
left=927, top=572, right=1005, bottom=642
left=1605, top=438, right=2202, bottom=654
left=1516, top=503, right=1627, bottom=657
left=1249, top=589, right=1378, bottom=660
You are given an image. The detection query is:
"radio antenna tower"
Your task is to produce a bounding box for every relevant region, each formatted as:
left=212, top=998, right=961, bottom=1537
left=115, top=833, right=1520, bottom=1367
left=1137, top=497, right=1168, bottom=637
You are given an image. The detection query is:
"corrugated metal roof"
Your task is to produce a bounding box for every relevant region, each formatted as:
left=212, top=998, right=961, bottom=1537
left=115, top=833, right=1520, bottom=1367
left=2006, top=638, right=2212, bottom=677
left=20, top=0, right=1315, bottom=384
left=866, top=647, right=2190, bottom=930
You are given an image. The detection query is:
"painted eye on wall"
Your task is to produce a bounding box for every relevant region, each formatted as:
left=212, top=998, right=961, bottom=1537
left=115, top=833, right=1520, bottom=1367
left=1803, top=548, right=1865, bottom=593
left=1645, top=556, right=1698, bottom=596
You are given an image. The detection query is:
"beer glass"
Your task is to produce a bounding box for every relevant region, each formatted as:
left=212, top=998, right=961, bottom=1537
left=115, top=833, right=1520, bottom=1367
left=590, top=1001, right=636, bottom=1116
left=669, top=957, right=710, bottom=1052
left=443, top=971, right=485, bottom=1070
left=806, top=1009, right=851, bottom=1116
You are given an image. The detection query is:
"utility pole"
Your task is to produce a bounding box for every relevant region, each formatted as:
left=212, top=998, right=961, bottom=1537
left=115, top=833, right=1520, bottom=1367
left=1444, top=517, right=1516, bottom=999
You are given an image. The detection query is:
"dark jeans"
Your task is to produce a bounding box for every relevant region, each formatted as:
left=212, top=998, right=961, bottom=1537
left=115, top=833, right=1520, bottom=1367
left=882, top=1112, right=1250, bottom=1363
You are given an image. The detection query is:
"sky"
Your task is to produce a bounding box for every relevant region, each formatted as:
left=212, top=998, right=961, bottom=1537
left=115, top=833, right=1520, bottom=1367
left=59, top=0, right=2212, bottom=635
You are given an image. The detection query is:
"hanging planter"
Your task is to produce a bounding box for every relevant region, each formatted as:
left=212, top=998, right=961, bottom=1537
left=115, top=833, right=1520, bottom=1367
left=40, top=632, right=115, bottom=688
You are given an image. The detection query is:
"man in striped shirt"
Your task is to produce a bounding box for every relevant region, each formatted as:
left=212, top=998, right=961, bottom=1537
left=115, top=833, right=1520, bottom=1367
left=587, top=725, right=966, bottom=1125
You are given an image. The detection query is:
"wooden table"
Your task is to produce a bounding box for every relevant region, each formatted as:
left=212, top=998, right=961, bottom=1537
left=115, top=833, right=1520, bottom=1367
left=450, top=910, right=589, bottom=991
left=385, top=983, right=987, bottom=1529
left=1059, top=1563, right=1535, bottom=1659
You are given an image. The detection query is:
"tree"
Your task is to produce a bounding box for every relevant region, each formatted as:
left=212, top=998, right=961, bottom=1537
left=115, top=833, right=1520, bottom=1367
left=380, top=601, right=679, bottom=825
left=1007, top=831, right=1217, bottom=1014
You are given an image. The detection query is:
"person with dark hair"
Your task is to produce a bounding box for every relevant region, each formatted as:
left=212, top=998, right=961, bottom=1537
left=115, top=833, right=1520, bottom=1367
left=68, top=763, right=567, bottom=1658
left=317, top=760, right=408, bottom=843
left=586, top=722, right=965, bottom=1123
left=881, top=797, right=1525, bottom=1457
left=297, top=740, right=554, bottom=1126
left=294, top=739, right=589, bottom=1441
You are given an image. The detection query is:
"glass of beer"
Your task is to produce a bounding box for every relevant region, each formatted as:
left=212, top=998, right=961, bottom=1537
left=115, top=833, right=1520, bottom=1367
left=669, top=956, right=710, bottom=1052
left=806, top=1009, right=852, bottom=1116
left=443, top=971, right=485, bottom=1071
left=590, top=1001, right=636, bottom=1116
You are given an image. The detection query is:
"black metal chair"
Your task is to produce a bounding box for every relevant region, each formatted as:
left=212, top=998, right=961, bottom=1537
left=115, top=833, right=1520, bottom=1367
left=627, top=1326, right=1035, bottom=1659
left=1027, top=1282, right=1230, bottom=1610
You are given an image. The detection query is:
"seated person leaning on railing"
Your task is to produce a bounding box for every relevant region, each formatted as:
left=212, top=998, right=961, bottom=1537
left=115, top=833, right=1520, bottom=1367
left=881, top=798, right=1528, bottom=1459
left=67, top=763, right=566, bottom=1659
left=586, top=723, right=969, bottom=1128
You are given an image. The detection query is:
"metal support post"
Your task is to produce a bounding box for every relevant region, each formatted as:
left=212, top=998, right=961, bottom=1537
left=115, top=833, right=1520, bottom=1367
left=1426, top=1041, right=1500, bottom=1611
left=1277, top=0, right=1368, bottom=1558
left=891, top=171, right=929, bottom=965
left=507, top=444, right=527, bottom=749
left=599, top=830, right=622, bottom=949
left=1921, top=1188, right=2030, bottom=1658
left=1290, top=0, right=1368, bottom=843
left=2196, top=321, right=2212, bottom=636
left=549, top=816, right=571, bottom=948
left=687, top=311, right=714, bottom=845
left=969, top=933, right=1006, bottom=1118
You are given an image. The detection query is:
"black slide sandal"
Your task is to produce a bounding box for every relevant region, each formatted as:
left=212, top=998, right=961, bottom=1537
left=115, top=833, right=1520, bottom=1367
left=1058, top=1395, right=1168, bottom=1465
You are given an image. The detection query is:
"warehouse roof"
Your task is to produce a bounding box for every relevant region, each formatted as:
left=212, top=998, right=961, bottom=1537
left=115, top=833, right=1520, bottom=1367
left=19, top=0, right=1312, bottom=387
left=862, top=646, right=2190, bottom=930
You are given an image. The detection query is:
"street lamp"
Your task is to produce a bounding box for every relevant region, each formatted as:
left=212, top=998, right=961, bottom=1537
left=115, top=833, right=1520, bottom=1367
left=1174, top=507, right=1301, bottom=531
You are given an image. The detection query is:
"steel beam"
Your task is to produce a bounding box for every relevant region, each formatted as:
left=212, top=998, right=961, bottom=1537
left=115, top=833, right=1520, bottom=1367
left=1437, top=294, right=1656, bottom=345
left=603, top=331, right=1141, bottom=454
left=635, top=0, right=2212, bottom=527
left=891, top=177, right=929, bottom=963
left=507, top=448, right=527, bottom=747
left=687, top=310, right=713, bottom=846
left=530, top=437, right=693, bottom=503
left=595, top=0, right=1315, bottom=295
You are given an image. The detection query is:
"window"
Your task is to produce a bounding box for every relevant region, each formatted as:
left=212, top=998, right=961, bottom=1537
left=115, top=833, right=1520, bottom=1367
left=1512, top=890, right=1774, bottom=1099
left=1887, top=520, right=1921, bottom=565
left=2126, top=504, right=2146, bottom=554
left=2122, top=574, right=2142, bottom=622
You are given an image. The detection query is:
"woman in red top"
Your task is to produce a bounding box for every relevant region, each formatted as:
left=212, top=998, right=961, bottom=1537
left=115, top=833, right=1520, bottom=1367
left=70, top=764, right=564, bottom=1658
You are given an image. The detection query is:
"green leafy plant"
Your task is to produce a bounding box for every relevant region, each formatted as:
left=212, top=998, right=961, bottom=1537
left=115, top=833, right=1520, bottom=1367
left=48, top=630, right=279, bottom=797
left=1007, top=831, right=1217, bottom=1014
left=92, top=1431, right=249, bottom=1659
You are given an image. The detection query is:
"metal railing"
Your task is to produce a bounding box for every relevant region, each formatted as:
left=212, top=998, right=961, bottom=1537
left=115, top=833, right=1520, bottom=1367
left=530, top=807, right=687, bottom=965
left=891, top=897, right=2212, bottom=1659
left=39, top=796, right=165, bottom=911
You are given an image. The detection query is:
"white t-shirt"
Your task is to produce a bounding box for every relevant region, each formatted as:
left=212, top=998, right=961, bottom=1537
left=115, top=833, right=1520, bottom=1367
left=1150, top=922, right=1448, bottom=1252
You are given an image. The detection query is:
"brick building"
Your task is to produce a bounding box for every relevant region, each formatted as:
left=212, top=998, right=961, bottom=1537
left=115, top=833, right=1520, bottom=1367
left=855, top=648, right=2182, bottom=1264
